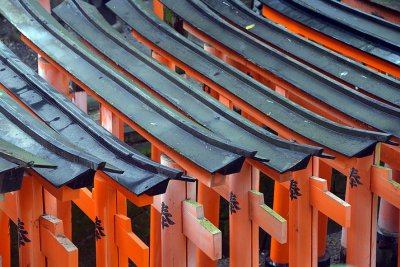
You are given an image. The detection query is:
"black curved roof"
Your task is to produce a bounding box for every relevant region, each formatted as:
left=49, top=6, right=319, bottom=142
left=107, top=0, right=392, bottom=158
left=0, top=138, right=56, bottom=193
left=0, top=0, right=256, bottom=176
left=260, top=0, right=400, bottom=66
left=159, top=0, right=400, bottom=138
left=201, top=0, right=400, bottom=107
left=53, top=0, right=327, bottom=173
left=0, top=91, right=100, bottom=189
left=0, top=42, right=187, bottom=196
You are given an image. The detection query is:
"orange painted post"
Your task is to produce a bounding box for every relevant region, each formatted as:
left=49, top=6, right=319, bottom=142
left=153, top=0, right=164, bottom=20
left=38, top=57, right=69, bottom=96
left=159, top=154, right=187, bottom=267
left=345, top=155, right=375, bottom=266
left=150, top=145, right=162, bottom=267
left=100, top=104, right=127, bottom=215
left=312, top=157, right=333, bottom=262
left=289, top=160, right=312, bottom=267
left=196, top=182, right=220, bottom=267
left=377, top=165, right=399, bottom=265
left=268, top=182, right=289, bottom=266
left=150, top=203, right=162, bottom=267
left=115, top=214, right=149, bottom=267
left=72, top=91, right=88, bottom=113
left=251, top=167, right=260, bottom=267
left=39, top=214, right=78, bottom=267
left=186, top=181, right=197, bottom=267
left=38, top=51, right=74, bottom=240
left=93, top=173, right=118, bottom=267
left=17, top=175, right=46, bottom=266
left=268, top=86, right=290, bottom=267
left=0, top=210, right=10, bottom=267
left=228, top=162, right=252, bottom=267
left=152, top=51, right=176, bottom=71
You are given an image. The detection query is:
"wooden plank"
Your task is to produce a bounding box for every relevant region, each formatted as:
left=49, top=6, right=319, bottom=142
left=0, top=210, right=10, bottom=267
left=371, top=165, right=400, bottom=208
left=309, top=177, right=351, bottom=227
left=93, top=175, right=118, bottom=267
left=345, top=155, right=374, bottom=266
left=18, top=176, right=46, bottom=266
left=115, top=214, right=149, bottom=267
left=248, top=190, right=287, bottom=244
left=39, top=215, right=78, bottom=267
left=0, top=191, right=18, bottom=223
left=289, top=161, right=312, bottom=267
left=182, top=200, right=222, bottom=261
left=196, top=182, right=220, bottom=267
left=73, top=188, right=95, bottom=222
left=229, top=162, right=252, bottom=267
left=159, top=155, right=186, bottom=267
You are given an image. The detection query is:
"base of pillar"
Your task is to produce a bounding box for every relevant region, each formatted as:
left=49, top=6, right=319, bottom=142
left=265, top=252, right=330, bottom=267
left=339, top=246, right=346, bottom=263
left=377, top=231, right=398, bottom=267
left=317, top=252, right=330, bottom=267
left=265, top=256, right=288, bottom=267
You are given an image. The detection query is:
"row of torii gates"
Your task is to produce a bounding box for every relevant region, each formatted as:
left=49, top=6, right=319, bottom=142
left=0, top=0, right=399, bottom=266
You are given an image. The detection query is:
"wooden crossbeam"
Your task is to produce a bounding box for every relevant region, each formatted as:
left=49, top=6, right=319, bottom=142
left=73, top=188, right=95, bottom=222
left=39, top=214, right=78, bottom=267
left=0, top=191, right=17, bottom=223
left=35, top=172, right=79, bottom=202
left=182, top=200, right=222, bottom=261
left=115, top=214, right=149, bottom=267
left=249, top=190, right=287, bottom=244
left=371, top=165, right=400, bottom=208
left=309, top=176, right=351, bottom=227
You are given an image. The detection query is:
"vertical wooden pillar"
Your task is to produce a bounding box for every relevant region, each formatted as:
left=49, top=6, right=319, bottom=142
left=100, top=104, right=127, bottom=215
left=18, top=176, right=46, bottom=266
left=312, top=158, right=332, bottom=259
left=289, top=160, right=312, bottom=267
left=153, top=0, right=164, bottom=20
left=0, top=210, right=10, bottom=267
left=345, top=155, right=375, bottom=266
left=72, top=91, right=88, bottom=113
left=196, top=182, right=220, bottom=267
left=269, top=182, right=289, bottom=265
left=150, top=145, right=162, bottom=267
left=94, top=174, right=118, bottom=267
left=229, top=162, right=252, bottom=267
left=38, top=53, right=74, bottom=240
left=251, top=167, right=260, bottom=267
left=38, top=57, right=69, bottom=96
left=159, top=154, right=187, bottom=267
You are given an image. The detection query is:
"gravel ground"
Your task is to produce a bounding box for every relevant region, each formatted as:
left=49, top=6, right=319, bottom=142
left=0, top=16, right=38, bottom=71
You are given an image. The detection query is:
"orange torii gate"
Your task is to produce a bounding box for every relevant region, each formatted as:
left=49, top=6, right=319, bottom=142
left=0, top=0, right=399, bottom=267
left=124, top=0, right=400, bottom=266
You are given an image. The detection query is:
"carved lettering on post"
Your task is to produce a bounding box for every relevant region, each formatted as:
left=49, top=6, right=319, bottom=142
left=289, top=179, right=302, bottom=200
left=17, top=218, right=31, bottom=247
left=161, top=202, right=175, bottom=229
left=229, top=191, right=241, bottom=214
left=95, top=216, right=106, bottom=240
left=349, top=167, right=363, bottom=188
